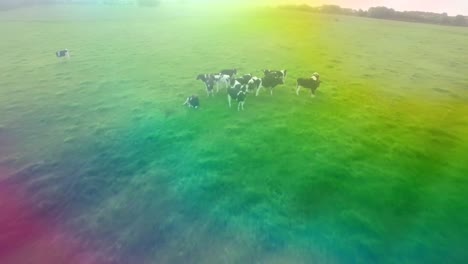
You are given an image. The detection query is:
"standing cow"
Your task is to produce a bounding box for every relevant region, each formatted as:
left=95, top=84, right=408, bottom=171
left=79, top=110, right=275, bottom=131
left=196, top=73, right=230, bottom=96
left=296, top=72, right=321, bottom=97
left=263, top=69, right=287, bottom=83
left=255, top=74, right=284, bottom=96
left=220, top=68, right=237, bottom=78
left=228, top=79, right=247, bottom=111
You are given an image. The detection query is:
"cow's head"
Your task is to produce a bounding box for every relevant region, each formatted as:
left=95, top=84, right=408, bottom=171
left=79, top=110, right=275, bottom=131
left=196, top=74, right=204, bottom=80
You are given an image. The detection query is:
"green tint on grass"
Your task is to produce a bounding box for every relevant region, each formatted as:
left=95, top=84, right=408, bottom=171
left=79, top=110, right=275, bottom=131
left=1, top=5, right=467, bottom=263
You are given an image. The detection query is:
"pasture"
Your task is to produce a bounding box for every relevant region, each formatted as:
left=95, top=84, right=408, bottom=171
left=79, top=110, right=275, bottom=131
left=1, top=4, right=468, bottom=263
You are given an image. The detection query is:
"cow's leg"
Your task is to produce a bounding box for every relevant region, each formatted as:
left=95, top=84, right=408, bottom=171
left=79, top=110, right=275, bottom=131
left=296, top=84, right=301, bottom=95
left=205, top=83, right=210, bottom=96
left=240, top=101, right=244, bottom=111
left=311, top=88, right=316, bottom=98
left=270, top=88, right=273, bottom=96
left=255, top=85, right=262, bottom=96
left=228, top=95, right=232, bottom=108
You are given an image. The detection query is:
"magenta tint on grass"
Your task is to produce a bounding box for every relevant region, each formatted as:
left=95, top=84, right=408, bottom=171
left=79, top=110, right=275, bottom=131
left=0, top=178, right=107, bottom=264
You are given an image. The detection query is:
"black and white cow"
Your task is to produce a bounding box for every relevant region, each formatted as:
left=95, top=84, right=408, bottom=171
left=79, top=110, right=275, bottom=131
left=230, top=74, right=252, bottom=89
left=236, top=74, right=252, bottom=85
left=197, top=73, right=230, bottom=95
left=246, top=76, right=262, bottom=92
left=212, top=73, right=231, bottom=92
left=255, top=75, right=284, bottom=96
left=228, top=79, right=247, bottom=111
left=296, top=72, right=321, bottom=97
left=183, top=95, right=200, bottom=108
left=196, top=74, right=215, bottom=96
left=220, top=68, right=237, bottom=78
left=263, top=69, right=287, bottom=83
left=56, top=49, right=70, bottom=59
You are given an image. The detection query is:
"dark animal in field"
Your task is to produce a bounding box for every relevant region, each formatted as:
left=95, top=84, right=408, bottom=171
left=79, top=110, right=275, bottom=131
left=228, top=80, right=247, bottom=111
left=55, top=49, right=70, bottom=58
left=183, top=95, right=200, bottom=108
left=296, top=72, right=321, bottom=97
left=263, top=69, right=287, bottom=83
left=220, top=68, right=237, bottom=78
left=255, top=74, right=284, bottom=96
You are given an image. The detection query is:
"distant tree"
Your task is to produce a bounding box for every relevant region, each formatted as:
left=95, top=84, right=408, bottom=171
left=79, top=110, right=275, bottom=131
left=357, top=9, right=367, bottom=17
left=278, top=4, right=467, bottom=28
left=439, top=12, right=450, bottom=25
left=452, top=15, right=466, bottom=26
left=368, top=6, right=396, bottom=19
left=319, top=5, right=343, bottom=14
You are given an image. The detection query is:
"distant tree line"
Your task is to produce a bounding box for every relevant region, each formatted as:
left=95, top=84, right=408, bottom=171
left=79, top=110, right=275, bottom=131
left=281, top=4, right=467, bottom=27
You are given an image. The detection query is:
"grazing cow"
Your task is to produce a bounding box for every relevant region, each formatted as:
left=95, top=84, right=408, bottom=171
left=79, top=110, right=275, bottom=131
left=228, top=79, right=247, bottom=111
left=183, top=95, right=200, bottom=108
left=56, top=49, right=70, bottom=59
left=255, top=75, right=284, bottom=96
left=296, top=72, right=321, bottom=97
left=263, top=69, right=287, bottom=83
left=220, top=68, right=237, bottom=78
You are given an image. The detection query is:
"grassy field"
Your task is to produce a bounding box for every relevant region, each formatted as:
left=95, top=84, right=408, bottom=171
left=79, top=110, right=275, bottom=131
left=1, top=4, right=468, bottom=264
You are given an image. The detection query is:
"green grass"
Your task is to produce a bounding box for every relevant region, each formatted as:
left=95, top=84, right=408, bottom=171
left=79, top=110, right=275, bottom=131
left=1, top=4, right=468, bottom=263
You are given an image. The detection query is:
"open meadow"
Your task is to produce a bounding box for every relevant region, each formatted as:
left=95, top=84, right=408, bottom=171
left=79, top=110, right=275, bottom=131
left=1, top=4, right=468, bottom=263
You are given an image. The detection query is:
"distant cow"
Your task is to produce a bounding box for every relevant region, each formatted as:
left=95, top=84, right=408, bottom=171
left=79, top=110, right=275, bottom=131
left=183, top=95, right=200, bottom=108
left=220, top=69, right=237, bottom=78
left=228, top=79, right=247, bottom=111
left=263, top=69, right=287, bottom=83
left=296, top=72, right=321, bottom=97
left=255, top=75, right=284, bottom=96
left=56, top=49, right=70, bottom=58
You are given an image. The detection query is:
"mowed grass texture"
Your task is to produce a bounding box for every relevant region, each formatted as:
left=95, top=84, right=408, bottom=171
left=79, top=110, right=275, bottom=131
left=1, top=5, right=468, bottom=264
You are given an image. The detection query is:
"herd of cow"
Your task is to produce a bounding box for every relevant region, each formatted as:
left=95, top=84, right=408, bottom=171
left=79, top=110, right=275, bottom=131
left=184, top=68, right=321, bottom=111
left=54, top=49, right=321, bottom=111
